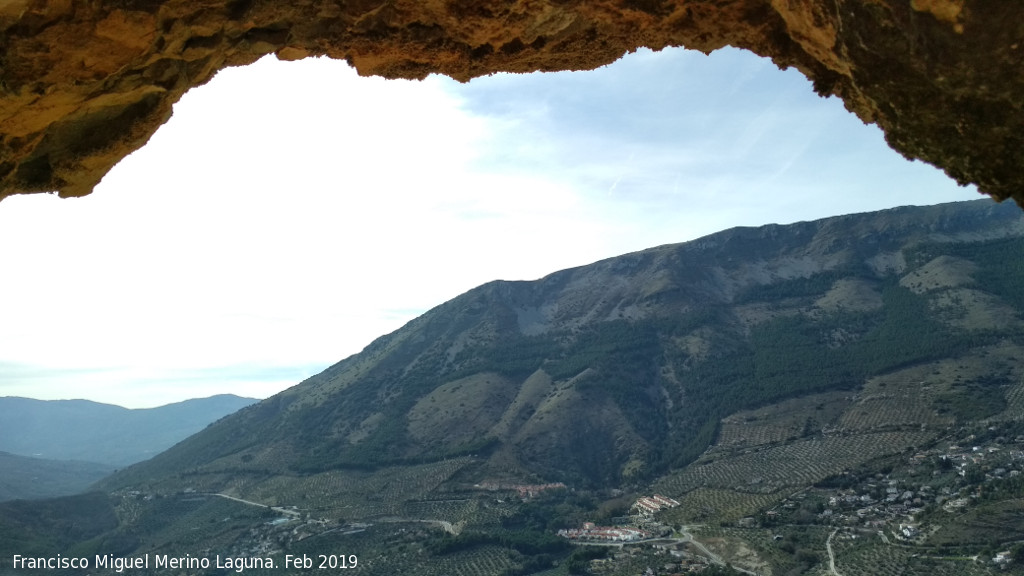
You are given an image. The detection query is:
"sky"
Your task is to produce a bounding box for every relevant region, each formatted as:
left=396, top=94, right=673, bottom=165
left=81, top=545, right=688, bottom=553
left=0, top=47, right=981, bottom=409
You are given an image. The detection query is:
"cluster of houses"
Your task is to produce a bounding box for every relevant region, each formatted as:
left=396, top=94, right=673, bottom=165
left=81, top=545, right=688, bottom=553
left=752, top=434, right=1024, bottom=549
left=749, top=479, right=934, bottom=539
left=585, top=541, right=714, bottom=575
left=556, top=494, right=682, bottom=544
left=932, top=442, right=1023, bottom=478
left=558, top=522, right=651, bottom=542
left=632, top=494, right=681, bottom=515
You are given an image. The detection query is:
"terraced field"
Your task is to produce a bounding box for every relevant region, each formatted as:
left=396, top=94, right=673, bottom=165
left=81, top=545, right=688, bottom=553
left=711, top=391, right=853, bottom=454
left=996, top=377, right=1024, bottom=421
left=837, top=388, right=949, bottom=432
left=830, top=535, right=996, bottom=576
left=111, top=493, right=274, bottom=554
left=399, top=498, right=516, bottom=528
left=273, top=521, right=521, bottom=576
left=659, top=489, right=783, bottom=524
left=928, top=499, right=1024, bottom=547
left=657, top=431, right=935, bottom=497
left=224, top=457, right=478, bottom=518
left=419, top=545, right=518, bottom=576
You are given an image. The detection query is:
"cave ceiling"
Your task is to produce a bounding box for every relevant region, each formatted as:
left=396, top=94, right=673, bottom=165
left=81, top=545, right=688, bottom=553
left=0, top=0, right=1021, bottom=206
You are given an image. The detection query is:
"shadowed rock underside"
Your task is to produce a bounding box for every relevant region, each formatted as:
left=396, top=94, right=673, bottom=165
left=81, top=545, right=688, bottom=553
left=0, top=0, right=1021, bottom=205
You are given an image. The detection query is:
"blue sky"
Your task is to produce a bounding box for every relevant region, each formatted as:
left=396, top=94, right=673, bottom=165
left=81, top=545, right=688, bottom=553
left=0, top=47, right=980, bottom=408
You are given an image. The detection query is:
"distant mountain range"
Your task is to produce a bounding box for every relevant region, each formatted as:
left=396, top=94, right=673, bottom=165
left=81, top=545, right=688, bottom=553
left=0, top=394, right=258, bottom=467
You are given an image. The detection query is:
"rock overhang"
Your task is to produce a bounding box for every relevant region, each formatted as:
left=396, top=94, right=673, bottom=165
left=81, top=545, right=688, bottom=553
left=0, top=0, right=1021, bottom=206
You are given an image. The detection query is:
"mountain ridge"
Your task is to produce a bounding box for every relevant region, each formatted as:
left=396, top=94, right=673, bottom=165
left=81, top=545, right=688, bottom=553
left=100, top=199, right=1024, bottom=497
left=0, top=394, right=259, bottom=467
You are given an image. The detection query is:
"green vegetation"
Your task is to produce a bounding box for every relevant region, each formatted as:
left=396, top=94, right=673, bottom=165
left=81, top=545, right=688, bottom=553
left=734, top=265, right=865, bottom=303
left=0, top=492, right=118, bottom=556
left=928, top=499, right=1024, bottom=548
left=907, top=236, right=1024, bottom=312
left=457, top=333, right=560, bottom=380
left=650, top=280, right=970, bottom=475
left=935, top=373, right=1010, bottom=421
left=0, top=451, right=114, bottom=502
left=425, top=530, right=570, bottom=557
left=747, top=282, right=970, bottom=397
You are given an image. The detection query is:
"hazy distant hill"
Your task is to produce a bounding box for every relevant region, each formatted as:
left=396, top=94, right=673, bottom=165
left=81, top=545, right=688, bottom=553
left=0, top=452, right=113, bottom=502
left=103, top=199, right=1024, bottom=494
left=0, top=395, right=258, bottom=466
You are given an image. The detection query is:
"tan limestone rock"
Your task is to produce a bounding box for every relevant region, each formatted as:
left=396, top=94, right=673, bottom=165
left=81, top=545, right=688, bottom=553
left=0, top=0, right=1021, bottom=206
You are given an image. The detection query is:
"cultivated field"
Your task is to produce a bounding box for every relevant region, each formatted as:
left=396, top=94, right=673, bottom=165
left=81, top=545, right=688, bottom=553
left=231, top=457, right=478, bottom=518
left=658, top=489, right=782, bottom=524
left=657, top=431, right=935, bottom=497
left=829, top=533, right=997, bottom=576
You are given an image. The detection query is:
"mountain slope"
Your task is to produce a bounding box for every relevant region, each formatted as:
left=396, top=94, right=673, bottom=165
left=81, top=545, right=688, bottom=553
left=0, top=452, right=114, bottom=502
left=0, top=394, right=258, bottom=466
left=103, top=200, right=1024, bottom=497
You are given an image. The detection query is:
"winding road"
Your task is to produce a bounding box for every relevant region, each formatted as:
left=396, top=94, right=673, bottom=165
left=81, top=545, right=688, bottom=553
left=376, top=516, right=458, bottom=535
left=209, top=493, right=302, bottom=517
left=207, top=494, right=458, bottom=534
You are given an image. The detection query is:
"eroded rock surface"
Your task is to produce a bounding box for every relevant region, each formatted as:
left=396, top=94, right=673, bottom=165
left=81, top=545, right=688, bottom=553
left=1, top=0, right=1021, bottom=204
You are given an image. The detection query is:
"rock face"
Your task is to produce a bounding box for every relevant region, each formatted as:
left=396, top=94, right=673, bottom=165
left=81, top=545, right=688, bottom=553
left=0, top=1, right=1021, bottom=204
